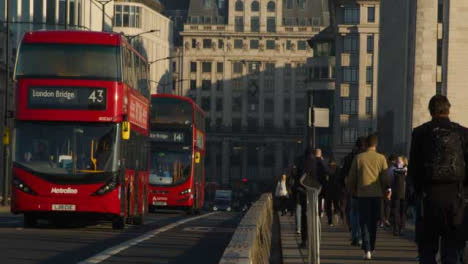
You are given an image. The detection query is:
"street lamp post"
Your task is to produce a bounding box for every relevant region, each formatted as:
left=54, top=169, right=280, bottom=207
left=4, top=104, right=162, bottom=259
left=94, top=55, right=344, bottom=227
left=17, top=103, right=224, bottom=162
left=1, top=0, right=10, bottom=206
left=126, top=29, right=160, bottom=41
left=148, top=56, right=177, bottom=65
left=96, top=0, right=112, bottom=32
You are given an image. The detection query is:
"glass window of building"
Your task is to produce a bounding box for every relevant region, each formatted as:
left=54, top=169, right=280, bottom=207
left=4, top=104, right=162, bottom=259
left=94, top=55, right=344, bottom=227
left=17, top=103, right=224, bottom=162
left=321, top=67, right=329, bottom=79
left=201, top=97, right=211, bottom=110
left=216, top=98, right=223, bottom=111
left=267, top=1, right=276, bottom=12
left=216, top=80, right=224, bottom=91
left=202, top=80, right=211, bottom=91
left=190, top=80, right=197, bottom=90
left=367, top=35, right=374, bottom=52
left=122, top=5, right=130, bottom=26
left=235, top=16, right=244, bottom=32
left=266, top=40, right=275, bottom=50
left=267, top=17, right=276, bottom=32
left=250, top=40, right=259, bottom=49
left=23, top=0, right=32, bottom=22
left=342, top=127, right=357, bottom=144
left=343, top=67, right=358, bottom=82
left=366, top=66, right=373, bottom=83
left=343, top=35, right=358, bottom=53
left=203, top=0, right=212, bottom=8
left=284, top=0, right=293, bottom=9
left=234, top=39, right=243, bottom=49
left=265, top=98, right=274, bottom=112
left=342, top=98, right=358, bottom=114
left=192, top=39, right=197, bottom=48
left=251, top=17, right=260, bottom=32
left=33, top=0, right=43, bottom=24
left=368, top=6, right=375, bottom=23
left=202, top=62, right=212, bottom=73
left=286, top=40, right=292, bottom=50
left=249, top=62, right=260, bottom=73
left=114, top=5, right=122, bottom=26
left=203, top=39, right=212, bottom=49
left=235, top=0, right=244, bottom=11
left=366, top=98, right=372, bottom=114
left=190, top=62, right=197, bottom=73
left=46, top=0, right=56, bottom=24
left=251, top=1, right=260, bottom=11
left=217, top=62, right=224, bottom=73
left=297, top=0, right=306, bottom=9
left=218, top=39, right=224, bottom=49
left=298, top=40, right=307, bottom=50
left=233, top=62, right=243, bottom=73
left=344, top=7, right=360, bottom=24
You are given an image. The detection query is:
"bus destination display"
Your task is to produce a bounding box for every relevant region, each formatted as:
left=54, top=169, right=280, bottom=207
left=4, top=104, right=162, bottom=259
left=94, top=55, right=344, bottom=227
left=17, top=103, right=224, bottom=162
left=28, top=86, right=107, bottom=110
left=150, top=131, right=185, bottom=143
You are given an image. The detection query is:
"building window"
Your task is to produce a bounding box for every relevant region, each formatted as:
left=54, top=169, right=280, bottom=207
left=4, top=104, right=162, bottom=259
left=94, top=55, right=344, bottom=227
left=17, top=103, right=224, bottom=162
left=202, top=62, right=212, bottom=73
left=266, top=40, right=275, bottom=50
left=201, top=97, right=210, bottom=111
left=235, top=16, right=244, bottom=32
left=366, top=98, right=372, bottom=115
left=216, top=80, right=224, bottom=91
left=342, top=98, right=358, bottom=114
left=265, top=98, right=274, bottom=113
left=203, top=0, right=213, bottom=8
left=343, top=67, right=358, bottom=83
left=114, top=5, right=141, bottom=28
left=344, top=7, right=360, bottom=24
left=366, top=67, right=373, bottom=83
left=249, top=62, right=260, bottom=73
left=368, top=6, right=375, bottom=23
left=216, top=98, right=223, bottom=111
left=250, top=39, right=259, bottom=49
left=297, top=0, right=305, bottom=9
left=190, top=62, right=197, bottom=73
left=46, top=0, right=56, bottom=24
left=321, top=67, right=329, bottom=79
left=315, top=42, right=333, bottom=56
left=343, top=35, right=358, bottom=53
left=234, top=39, right=243, bottom=49
left=233, top=62, right=243, bottom=73
left=342, top=127, right=358, bottom=144
left=267, top=17, right=276, bottom=32
left=217, top=62, right=224, bottom=73
left=267, top=1, right=276, bottom=12
left=190, top=80, right=197, bottom=90
left=192, top=39, right=197, bottom=48
left=286, top=40, right=292, bottom=50
left=251, top=16, right=260, bottom=32
left=202, top=80, right=211, bottom=91
left=284, top=0, right=293, bottom=9
left=235, top=0, right=244, bottom=11
left=251, top=1, right=260, bottom=11
left=218, top=39, right=224, bottom=49
left=367, top=35, right=374, bottom=52
left=298, top=40, right=307, bottom=50
left=203, top=39, right=212, bottom=49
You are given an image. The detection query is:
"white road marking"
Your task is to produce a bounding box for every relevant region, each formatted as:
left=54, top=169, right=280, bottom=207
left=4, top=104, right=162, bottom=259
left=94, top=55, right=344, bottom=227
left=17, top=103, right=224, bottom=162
left=77, top=212, right=217, bottom=264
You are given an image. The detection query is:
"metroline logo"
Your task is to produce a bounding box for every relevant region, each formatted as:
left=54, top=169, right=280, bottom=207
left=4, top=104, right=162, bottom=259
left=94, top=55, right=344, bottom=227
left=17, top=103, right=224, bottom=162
left=50, top=187, right=78, bottom=194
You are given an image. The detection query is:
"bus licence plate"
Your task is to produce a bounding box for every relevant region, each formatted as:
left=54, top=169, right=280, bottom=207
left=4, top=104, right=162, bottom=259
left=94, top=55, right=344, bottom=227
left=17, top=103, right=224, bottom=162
left=153, top=201, right=167, bottom=206
left=52, top=204, right=76, bottom=211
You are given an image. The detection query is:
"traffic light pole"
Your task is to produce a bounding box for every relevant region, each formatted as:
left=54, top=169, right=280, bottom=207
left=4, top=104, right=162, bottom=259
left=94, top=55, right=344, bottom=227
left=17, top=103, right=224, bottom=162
left=2, top=0, right=10, bottom=206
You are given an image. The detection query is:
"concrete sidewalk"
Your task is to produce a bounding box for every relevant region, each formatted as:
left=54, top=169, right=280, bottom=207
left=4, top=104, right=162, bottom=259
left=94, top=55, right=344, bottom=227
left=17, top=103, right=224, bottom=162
left=279, top=213, right=418, bottom=264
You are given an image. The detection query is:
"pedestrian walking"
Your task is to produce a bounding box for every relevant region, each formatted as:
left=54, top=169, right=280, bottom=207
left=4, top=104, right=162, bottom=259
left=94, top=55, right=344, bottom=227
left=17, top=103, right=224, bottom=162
left=287, top=165, right=297, bottom=217
left=390, top=155, right=408, bottom=236
left=299, top=147, right=318, bottom=248
left=342, top=137, right=367, bottom=246
left=381, top=155, right=396, bottom=228
left=315, top=148, right=329, bottom=218
left=408, top=95, right=467, bottom=264
left=347, top=134, right=389, bottom=260
left=324, top=159, right=341, bottom=226
left=275, top=173, right=290, bottom=216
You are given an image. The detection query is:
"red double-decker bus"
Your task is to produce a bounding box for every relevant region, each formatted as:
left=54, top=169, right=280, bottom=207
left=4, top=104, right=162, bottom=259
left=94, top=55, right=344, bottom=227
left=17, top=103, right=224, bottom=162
left=11, top=31, right=150, bottom=229
left=148, top=94, right=205, bottom=213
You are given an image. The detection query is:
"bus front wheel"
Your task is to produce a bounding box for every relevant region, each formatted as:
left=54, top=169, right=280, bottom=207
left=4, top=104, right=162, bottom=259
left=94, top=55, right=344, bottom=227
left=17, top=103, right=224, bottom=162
left=112, top=216, right=125, bottom=230
left=24, top=213, right=37, bottom=228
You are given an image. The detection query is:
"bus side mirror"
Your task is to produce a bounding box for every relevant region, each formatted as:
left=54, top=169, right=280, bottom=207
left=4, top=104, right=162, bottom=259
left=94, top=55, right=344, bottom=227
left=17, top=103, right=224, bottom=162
left=122, top=121, right=130, bottom=140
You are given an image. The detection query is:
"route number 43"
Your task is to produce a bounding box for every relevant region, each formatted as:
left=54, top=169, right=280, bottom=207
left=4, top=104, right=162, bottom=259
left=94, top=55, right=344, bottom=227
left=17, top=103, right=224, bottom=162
left=89, top=89, right=104, bottom=103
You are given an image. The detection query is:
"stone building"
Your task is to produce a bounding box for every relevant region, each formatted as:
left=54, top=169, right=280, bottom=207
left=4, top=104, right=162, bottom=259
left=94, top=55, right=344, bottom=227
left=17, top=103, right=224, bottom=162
left=377, top=0, right=468, bottom=155
left=180, top=0, right=330, bottom=189
left=332, top=0, right=380, bottom=160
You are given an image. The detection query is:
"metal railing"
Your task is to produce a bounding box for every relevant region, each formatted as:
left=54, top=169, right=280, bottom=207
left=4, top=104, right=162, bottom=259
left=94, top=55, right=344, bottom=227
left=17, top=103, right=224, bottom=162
left=300, top=175, right=322, bottom=264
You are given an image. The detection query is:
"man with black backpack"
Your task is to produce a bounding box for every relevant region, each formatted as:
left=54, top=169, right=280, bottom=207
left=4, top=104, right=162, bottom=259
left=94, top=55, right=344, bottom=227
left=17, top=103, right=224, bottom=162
left=408, top=95, right=468, bottom=264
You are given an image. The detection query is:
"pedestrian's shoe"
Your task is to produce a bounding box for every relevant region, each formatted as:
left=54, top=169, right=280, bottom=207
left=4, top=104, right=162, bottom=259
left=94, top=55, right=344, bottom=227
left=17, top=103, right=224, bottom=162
left=296, top=230, right=301, bottom=234
left=384, top=220, right=391, bottom=227
left=363, top=251, right=372, bottom=260
left=358, top=240, right=363, bottom=247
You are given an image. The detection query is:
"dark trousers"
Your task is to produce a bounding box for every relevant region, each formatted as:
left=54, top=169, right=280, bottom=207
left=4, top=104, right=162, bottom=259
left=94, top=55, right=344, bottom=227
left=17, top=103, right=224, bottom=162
left=417, top=199, right=465, bottom=264
left=301, top=199, right=307, bottom=243
left=325, top=197, right=340, bottom=225
left=278, top=196, right=289, bottom=214
left=381, top=199, right=391, bottom=224
left=358, top=197, right=381, bottom=252
left=392, top=199, right=406, bottom=232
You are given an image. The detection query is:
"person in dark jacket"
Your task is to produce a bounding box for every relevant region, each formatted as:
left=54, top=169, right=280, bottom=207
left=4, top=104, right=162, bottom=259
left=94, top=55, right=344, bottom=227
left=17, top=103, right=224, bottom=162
left=315, top=148, right=329, bottom=217
left=324, top=159, right=341, bottom=226
left=299, top=147, right=318, bottom=248
left=408, top=95, right=468, bottom=264
left=391, top=155, right=408, bottom=236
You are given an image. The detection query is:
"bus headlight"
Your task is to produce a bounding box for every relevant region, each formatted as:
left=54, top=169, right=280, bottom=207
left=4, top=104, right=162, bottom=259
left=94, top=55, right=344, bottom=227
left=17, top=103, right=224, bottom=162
left=13, top=177, right=37, bottom=195
left=180, top=188, right=191, bottom=195
left=92, top=177, right=119, bottom=196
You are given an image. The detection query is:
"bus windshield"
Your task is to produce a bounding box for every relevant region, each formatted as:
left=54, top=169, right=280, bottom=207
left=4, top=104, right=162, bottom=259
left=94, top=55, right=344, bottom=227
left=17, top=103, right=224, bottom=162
left=149, top=148, right=192, bottom=186
left=150, top=97, right=193, bottom=126
left=14, top=122, right=118, bottom=176
left=15, top=43, right=120, bottom=80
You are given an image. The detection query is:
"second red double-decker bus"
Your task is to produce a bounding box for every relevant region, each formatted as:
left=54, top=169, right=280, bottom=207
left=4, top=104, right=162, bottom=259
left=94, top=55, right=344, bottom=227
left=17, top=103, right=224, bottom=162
left=11, top=30, right=150, bottom=229
left=148, top=94, right=205, bottom=213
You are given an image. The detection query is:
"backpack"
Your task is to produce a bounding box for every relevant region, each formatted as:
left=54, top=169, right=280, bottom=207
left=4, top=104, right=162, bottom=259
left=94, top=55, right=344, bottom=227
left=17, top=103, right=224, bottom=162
left=424, top=123, right=466, bottom=183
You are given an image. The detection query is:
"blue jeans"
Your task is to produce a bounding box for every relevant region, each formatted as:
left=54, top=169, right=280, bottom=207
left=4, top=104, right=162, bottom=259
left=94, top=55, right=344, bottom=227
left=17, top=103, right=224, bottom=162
left=358, top=197, right=381, bottom=252
left=350, top=198, right=361, bottom=242
left=296, top=203, right=302, bottom=232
